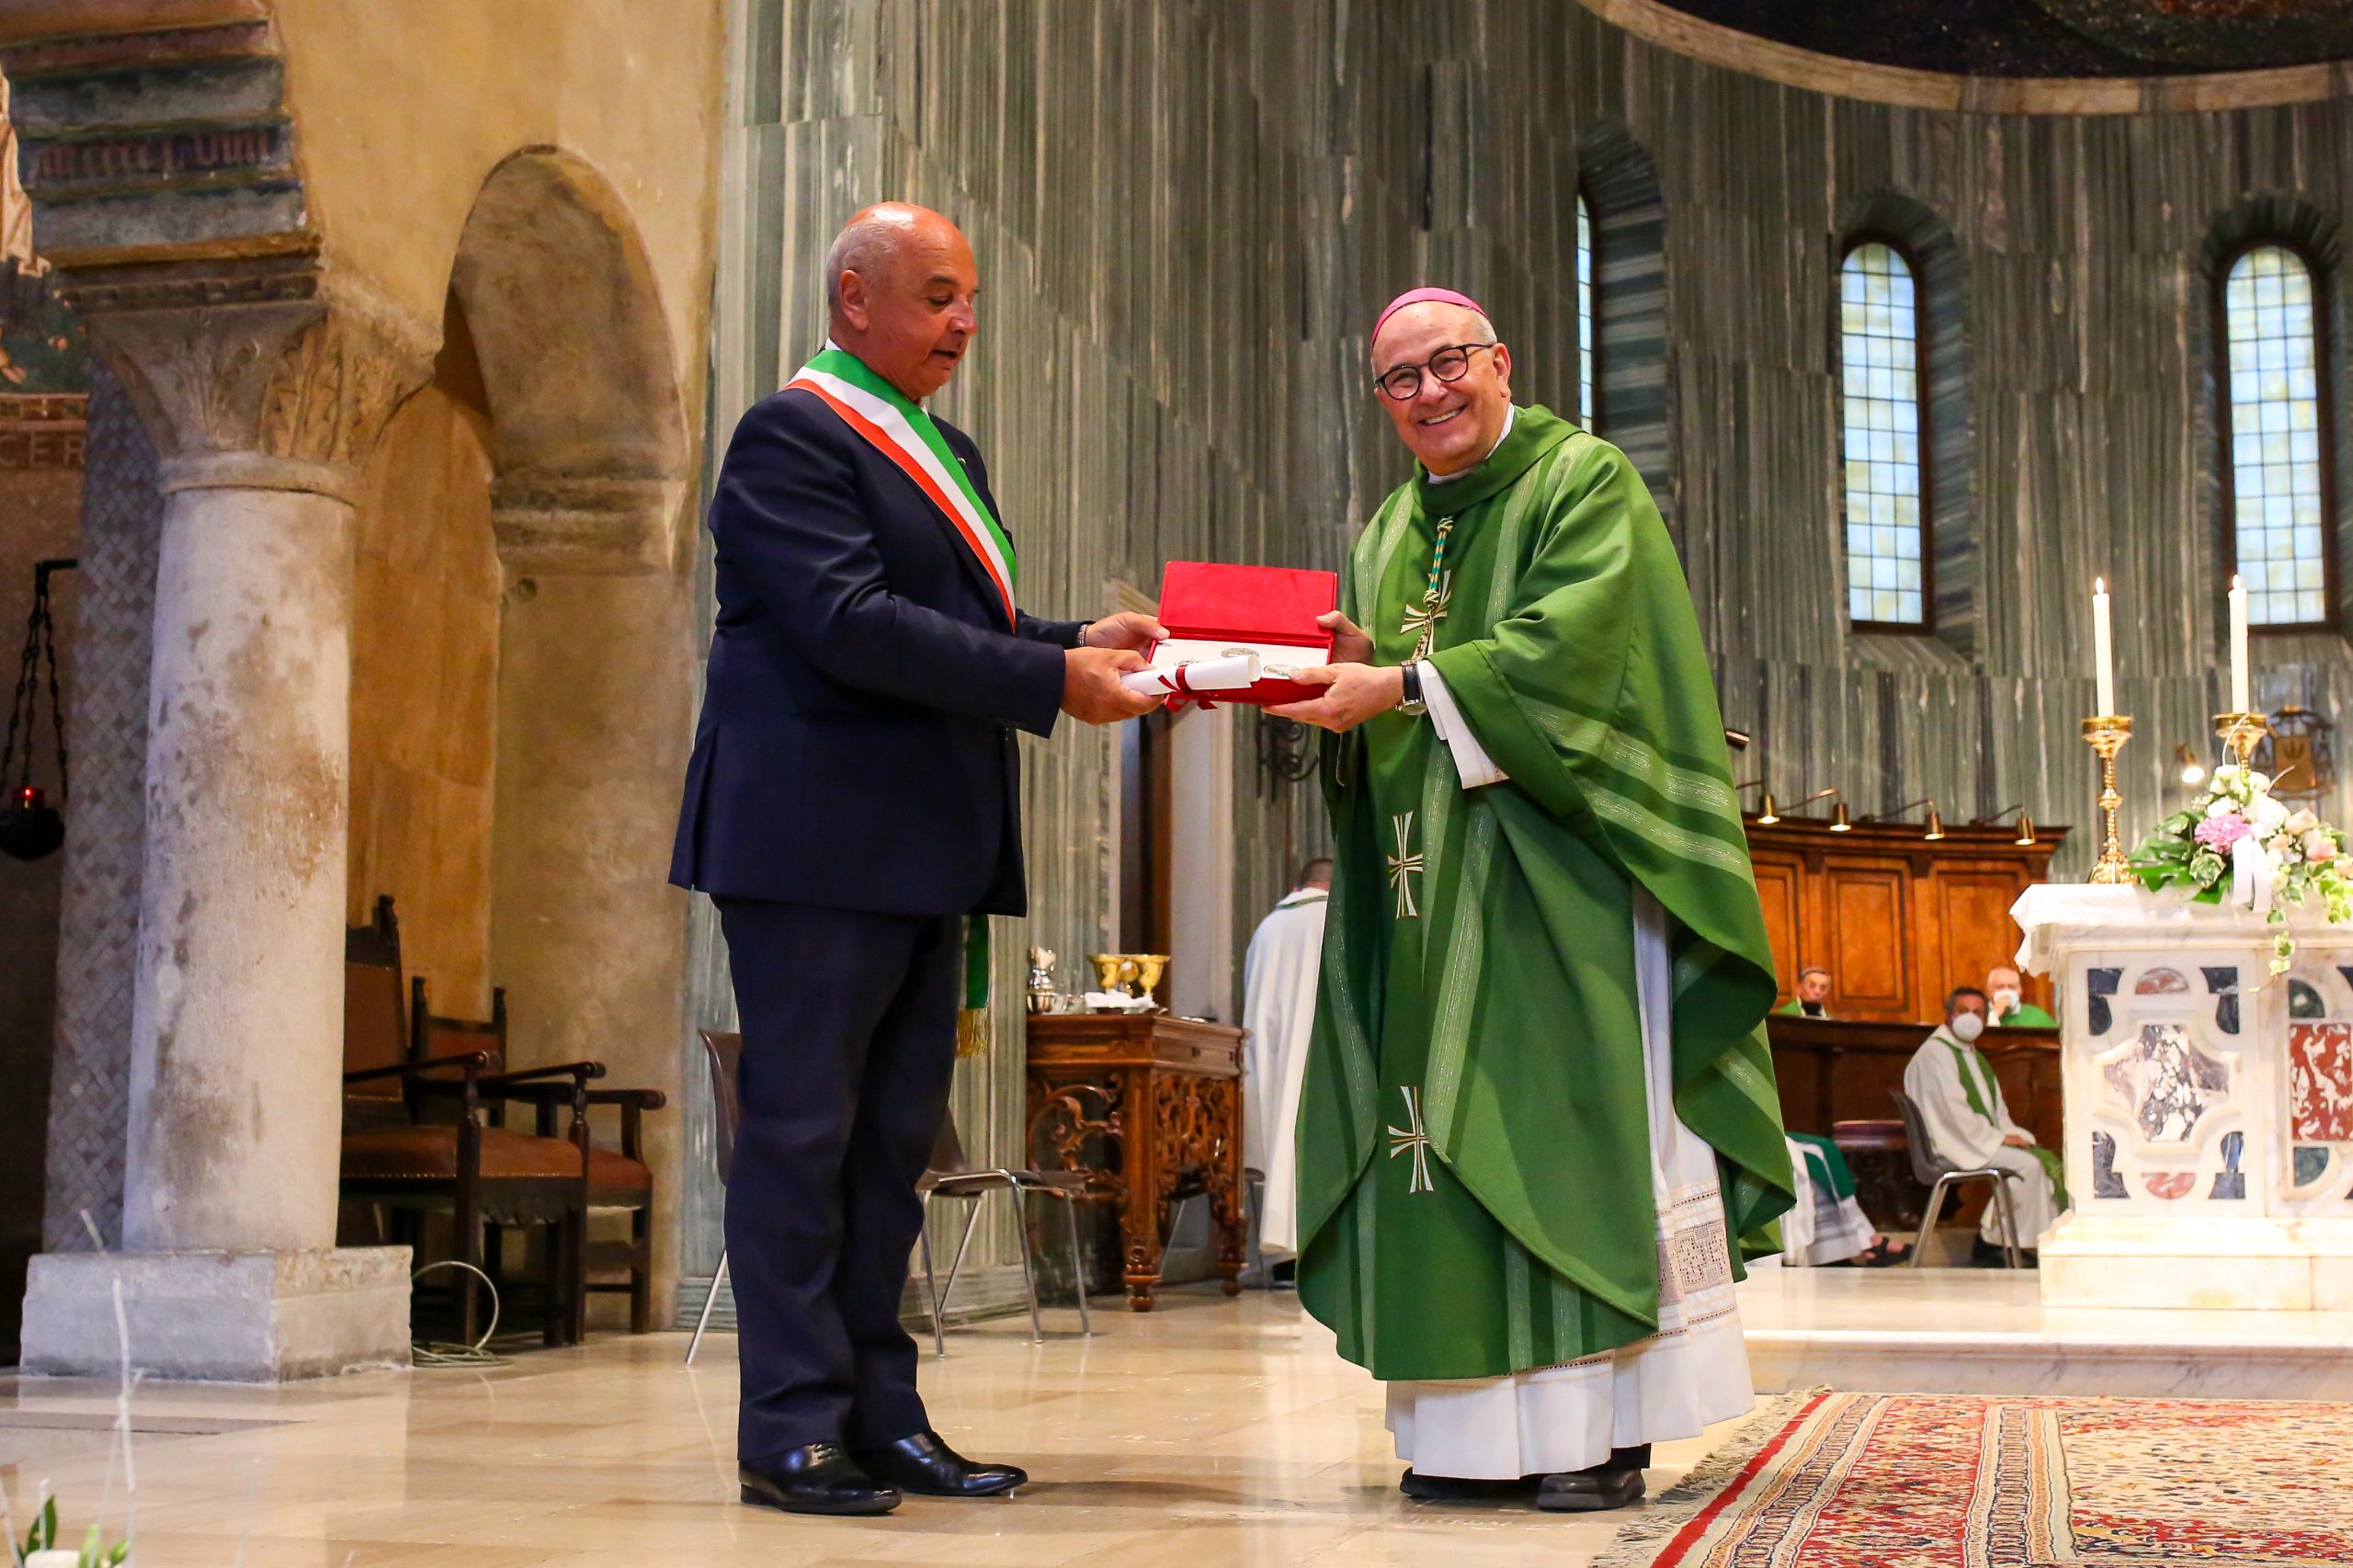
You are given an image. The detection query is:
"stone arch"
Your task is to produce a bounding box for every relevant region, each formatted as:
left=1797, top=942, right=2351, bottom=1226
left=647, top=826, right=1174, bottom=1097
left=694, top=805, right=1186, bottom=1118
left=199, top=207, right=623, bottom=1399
left=1836, top=188, right=1975, bottom=661
left=449, top=147, right=692, bottom=574
left=425, top=145, right=696, bottom=1324
left=1576, top=121, right=1674, bottom=534
left=2194, top=195, right=2348, bottom=638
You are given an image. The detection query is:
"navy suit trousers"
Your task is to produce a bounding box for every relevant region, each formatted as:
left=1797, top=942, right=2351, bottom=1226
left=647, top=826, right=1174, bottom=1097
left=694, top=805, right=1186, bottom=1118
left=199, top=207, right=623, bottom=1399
left=717, top=896, right=961, bottom=1461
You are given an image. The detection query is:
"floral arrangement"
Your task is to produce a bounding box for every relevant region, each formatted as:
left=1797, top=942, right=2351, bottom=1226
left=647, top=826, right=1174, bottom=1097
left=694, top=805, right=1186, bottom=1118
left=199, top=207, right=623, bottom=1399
left=2131, top=764, right=2353, bottom=972
left=9, top=1494, right=128, bottom=1568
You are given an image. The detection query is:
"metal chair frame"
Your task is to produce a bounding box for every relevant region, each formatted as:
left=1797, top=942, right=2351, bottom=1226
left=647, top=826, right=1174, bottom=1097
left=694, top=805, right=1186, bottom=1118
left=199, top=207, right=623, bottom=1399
left=1892, top=1088, right=2024, bottom=1268
left=920, top=1164, right=1093, bottom=1356
left=685, top=1031, right=1095, bottom=1366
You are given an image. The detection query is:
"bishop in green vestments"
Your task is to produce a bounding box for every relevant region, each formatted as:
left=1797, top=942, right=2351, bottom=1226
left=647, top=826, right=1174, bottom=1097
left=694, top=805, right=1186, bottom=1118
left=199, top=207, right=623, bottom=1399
left=1270, top=289, right=1792, bottom=1512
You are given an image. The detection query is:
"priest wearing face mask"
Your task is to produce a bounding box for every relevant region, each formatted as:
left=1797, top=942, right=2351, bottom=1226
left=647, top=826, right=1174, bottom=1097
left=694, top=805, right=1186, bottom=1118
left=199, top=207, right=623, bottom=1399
left=1984, top=965, right=2057, bottom=1029
left=1902, top=987, right=2069, bottom=1265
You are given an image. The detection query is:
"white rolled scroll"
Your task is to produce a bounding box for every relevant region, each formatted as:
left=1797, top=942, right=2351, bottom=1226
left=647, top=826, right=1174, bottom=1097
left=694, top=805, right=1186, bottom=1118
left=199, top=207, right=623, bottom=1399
left=1120, top=651, right=1260, bottom=698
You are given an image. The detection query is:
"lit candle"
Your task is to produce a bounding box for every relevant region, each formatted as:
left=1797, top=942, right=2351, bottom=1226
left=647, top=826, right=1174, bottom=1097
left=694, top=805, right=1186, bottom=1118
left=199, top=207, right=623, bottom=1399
left=2093, top=577, right=2115, bottom=717
left=2229, top=574, right=2251, bottom=713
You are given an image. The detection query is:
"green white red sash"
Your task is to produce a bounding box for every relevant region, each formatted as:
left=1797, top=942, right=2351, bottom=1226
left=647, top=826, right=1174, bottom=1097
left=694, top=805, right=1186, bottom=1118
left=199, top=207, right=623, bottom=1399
left=787, top=346, right=1018, bottom=627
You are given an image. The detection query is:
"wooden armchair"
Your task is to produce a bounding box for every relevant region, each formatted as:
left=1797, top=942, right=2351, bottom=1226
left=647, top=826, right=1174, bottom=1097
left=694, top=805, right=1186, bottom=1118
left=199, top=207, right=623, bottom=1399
left=337, top=898, right=592, bottom=1346
left=413, top=979, right=665, bottom=1335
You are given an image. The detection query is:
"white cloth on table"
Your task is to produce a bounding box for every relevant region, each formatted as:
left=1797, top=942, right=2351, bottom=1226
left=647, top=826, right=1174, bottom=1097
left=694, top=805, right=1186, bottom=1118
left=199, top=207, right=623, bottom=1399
left=1903, top=1027, right=2063, bottom=1244
left=1780, top=1136, right=1874, bottom=1267
left=1381, top=888, right=1756, bottom=1480
left=1243, top=889, right=1328, bottom=1258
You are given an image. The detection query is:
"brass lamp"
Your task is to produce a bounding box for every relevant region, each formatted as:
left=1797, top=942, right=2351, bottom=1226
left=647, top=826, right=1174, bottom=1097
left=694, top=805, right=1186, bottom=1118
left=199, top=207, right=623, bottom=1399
left=1868, top=797, right=1946, bottom=842
left=1973, top=804, right=2038, bottom=846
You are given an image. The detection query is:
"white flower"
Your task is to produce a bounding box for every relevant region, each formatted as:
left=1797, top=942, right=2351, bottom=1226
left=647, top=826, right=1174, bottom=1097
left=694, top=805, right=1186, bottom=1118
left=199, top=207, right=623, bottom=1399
left=2252, top=795, right=2291, bottom=832
left=2288, top=808, right=2320, bottom=835
left=2216, top=765, right=2241, bottom=780
left=2305, top=830, right=2339, bottom=864
left=2249, top=771, right=2273, bottom=793
left=2207, top=797, right=2241, bottom=820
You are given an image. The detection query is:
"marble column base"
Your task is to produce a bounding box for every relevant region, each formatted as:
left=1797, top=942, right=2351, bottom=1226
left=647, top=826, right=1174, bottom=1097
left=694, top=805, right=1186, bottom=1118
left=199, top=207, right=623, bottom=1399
left=18, top=1247, right=412, bottom=1381
left=2040, top=1213, right=2353, bottom=1311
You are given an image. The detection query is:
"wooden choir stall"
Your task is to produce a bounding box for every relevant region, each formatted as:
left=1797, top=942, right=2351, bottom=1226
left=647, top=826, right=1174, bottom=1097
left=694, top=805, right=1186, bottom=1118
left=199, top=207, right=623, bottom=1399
left=1750, top=810, right=2067, bottom=1230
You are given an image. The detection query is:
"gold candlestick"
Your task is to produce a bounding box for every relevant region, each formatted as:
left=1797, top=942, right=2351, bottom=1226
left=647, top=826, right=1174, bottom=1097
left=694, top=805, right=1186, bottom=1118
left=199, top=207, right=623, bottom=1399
left=2213, top=710, right=2270, bottom=771
left=2082, top=714, right=2134, bottom=884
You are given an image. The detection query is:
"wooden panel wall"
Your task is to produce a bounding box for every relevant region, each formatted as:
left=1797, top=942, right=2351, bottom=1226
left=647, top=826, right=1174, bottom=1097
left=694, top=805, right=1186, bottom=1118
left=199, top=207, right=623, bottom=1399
left=1749, top=819, right=2062, bottom=1021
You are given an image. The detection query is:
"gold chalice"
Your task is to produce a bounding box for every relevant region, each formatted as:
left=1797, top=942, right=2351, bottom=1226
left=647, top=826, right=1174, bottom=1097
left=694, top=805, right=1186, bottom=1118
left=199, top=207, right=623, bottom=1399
left=1089, top=953, right=1138, bottom=994
left=1128, top=954, right=1168, bottom=1004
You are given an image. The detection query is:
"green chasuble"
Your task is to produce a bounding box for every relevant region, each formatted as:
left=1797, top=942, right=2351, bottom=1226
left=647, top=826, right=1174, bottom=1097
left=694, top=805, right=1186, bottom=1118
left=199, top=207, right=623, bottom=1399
left=1774, top=999, right=1833, bottom=1018
left=1995, top=1001, right=2058, bottom=1028
left=1296, top=405, right=1794, bottom=1384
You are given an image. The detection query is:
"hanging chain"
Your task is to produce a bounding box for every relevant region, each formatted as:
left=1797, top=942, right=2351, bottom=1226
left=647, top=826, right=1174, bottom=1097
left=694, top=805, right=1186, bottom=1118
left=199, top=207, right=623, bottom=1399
left=5, top=558, right=74, bottom=801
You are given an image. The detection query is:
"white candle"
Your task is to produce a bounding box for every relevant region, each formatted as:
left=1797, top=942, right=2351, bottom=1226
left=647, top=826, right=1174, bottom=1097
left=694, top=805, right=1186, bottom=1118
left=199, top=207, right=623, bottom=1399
left=2093, top=577, right=2115, bottom=716
left=2229, top=574, right=2251, bottom=713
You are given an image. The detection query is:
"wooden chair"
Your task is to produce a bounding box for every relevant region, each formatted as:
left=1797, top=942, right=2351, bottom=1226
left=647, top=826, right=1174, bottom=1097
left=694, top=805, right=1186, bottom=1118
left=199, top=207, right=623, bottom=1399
left=425, top=980, right=665, bottom=1335
left=410, top=977, right=672, bottom=1341
left=336, top=898, right=594, bottom=1346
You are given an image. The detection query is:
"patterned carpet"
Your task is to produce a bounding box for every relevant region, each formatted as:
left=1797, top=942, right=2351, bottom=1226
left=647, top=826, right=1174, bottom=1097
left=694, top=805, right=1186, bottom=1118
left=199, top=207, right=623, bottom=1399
left=1602, top=1389, right=2353, bottom=1567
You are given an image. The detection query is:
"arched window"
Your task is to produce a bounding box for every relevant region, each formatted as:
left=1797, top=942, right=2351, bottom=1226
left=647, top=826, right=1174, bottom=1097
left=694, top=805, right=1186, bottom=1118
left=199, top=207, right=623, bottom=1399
left=1576, top=190, right=1595, bottom=428
left=2222, top=243, right=2334, bottom=628
left=1839, top=241, right=1927, bottom=629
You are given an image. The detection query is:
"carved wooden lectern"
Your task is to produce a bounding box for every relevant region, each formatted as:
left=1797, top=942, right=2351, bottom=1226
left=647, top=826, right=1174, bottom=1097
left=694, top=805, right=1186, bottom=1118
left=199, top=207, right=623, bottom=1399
left=1024, top=1012, right=1247, bottom=1311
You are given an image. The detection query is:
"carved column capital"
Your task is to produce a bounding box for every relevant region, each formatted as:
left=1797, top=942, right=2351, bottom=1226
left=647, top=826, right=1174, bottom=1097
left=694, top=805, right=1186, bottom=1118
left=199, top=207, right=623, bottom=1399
left=491, top=471, right=685, bottom=575
left=56, top=252, right=435, bottom=503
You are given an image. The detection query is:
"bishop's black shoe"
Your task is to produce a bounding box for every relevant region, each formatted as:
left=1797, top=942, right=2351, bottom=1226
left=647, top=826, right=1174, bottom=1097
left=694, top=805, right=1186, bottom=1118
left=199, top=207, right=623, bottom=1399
left=1400, top=1470, right=1539, bottom=1502
left=1534, top=1446, right=1650, bottom=1513
left=739, top=1443, right=901, bottom=1517
left=852, top=1430, right=1026, bottom=1497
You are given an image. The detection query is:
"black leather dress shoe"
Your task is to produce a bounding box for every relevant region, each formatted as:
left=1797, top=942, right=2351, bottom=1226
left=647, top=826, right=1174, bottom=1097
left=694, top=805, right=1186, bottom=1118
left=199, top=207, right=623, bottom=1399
left=739, top=1443, right=901, bottom=1516
left=853, top=1430, right=1026, bottom=1497
left=1535, top=1462, right=1644, bottom=1512
left=1400, top=1469, right=1538, bottom=1501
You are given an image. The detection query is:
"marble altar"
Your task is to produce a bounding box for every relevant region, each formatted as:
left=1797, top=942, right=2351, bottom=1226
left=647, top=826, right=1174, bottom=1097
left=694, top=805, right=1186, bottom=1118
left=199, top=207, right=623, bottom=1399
left=2014, top=884, right=2353, bottom=1312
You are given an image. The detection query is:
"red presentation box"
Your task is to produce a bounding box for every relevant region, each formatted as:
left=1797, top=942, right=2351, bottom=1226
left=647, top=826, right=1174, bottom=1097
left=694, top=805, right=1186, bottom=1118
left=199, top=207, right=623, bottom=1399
left=1149, top=561, right=1339, bottom=706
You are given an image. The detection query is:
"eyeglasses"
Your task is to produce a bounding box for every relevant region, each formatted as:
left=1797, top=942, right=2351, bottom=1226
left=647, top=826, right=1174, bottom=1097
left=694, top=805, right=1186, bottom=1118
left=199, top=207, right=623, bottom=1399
left=1373, top=342, right=1497, bottom=402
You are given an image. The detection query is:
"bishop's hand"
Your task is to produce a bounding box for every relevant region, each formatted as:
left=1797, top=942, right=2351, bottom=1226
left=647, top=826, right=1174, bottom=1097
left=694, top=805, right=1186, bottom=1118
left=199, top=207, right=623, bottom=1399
left=1266, top=663, right=1404, bottom=733
left=1063, top=646, right=1165, bottom=724
left=1315, top=609, right=1373, bottom=665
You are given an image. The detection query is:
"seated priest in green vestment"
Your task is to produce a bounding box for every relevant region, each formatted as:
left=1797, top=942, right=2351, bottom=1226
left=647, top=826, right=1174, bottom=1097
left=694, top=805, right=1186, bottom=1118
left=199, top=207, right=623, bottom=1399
left=1903, top=986, right=2069, bottom=1264
left=1985, top=965, right=2058, bottom=1028
left=1774, top=967, right=1835, bottom=1018
left=1268, top=287, right=1793, bottom=1515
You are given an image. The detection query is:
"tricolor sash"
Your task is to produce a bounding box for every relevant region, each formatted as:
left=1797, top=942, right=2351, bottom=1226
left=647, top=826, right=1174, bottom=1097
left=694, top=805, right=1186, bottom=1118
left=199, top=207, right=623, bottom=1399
left=786, top=347, right=1018, bottom=627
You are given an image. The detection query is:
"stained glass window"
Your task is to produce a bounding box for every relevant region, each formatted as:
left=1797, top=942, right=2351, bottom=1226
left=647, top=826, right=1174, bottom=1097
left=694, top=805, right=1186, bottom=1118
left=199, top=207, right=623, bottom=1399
left=1839, top=242, right=1924, bottom=627
left=1576, top=192, right=1595, bottom=428
left=2223, top=244, right=2330, bottom=626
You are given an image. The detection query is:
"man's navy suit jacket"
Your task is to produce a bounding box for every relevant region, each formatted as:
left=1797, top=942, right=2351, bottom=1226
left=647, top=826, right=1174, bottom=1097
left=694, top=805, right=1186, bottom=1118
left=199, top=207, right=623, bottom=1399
left=670, top=384, right=1083, bottom=918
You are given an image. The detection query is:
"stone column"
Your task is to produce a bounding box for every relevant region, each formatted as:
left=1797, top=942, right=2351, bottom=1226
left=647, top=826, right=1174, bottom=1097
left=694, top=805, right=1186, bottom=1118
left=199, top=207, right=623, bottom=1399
left=489, top=475, right=693, bottom=1328
left=20, top=256, right=435, bottom=1380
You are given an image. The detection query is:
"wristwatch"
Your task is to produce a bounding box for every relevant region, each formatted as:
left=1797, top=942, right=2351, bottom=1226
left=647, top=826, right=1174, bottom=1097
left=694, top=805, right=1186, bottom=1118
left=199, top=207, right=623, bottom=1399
left=1396, top=661, right=1427, bottom=717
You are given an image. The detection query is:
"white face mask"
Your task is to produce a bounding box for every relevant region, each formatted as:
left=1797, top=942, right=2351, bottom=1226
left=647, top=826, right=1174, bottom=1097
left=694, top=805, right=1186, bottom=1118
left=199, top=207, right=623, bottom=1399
left=1949, top=1012, right=1986, bottom=1043
left=1990, top=988, right=2021, bottom=1015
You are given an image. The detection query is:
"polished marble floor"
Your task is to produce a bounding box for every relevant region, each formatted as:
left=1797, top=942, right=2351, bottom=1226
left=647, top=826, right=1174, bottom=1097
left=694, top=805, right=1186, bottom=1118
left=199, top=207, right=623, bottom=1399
left=8, top=1269, right=2350, bottom=1566
left=0, top=1287, right=1744, bottom=1568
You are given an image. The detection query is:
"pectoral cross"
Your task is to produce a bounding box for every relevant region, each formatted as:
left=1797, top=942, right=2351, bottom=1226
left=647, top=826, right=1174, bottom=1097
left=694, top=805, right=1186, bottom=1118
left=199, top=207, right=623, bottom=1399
left=1388, top=1085, right=1436, bottom=1195
left=1399, top=571, right=1451, bottom=653
left=1401, top=517, right=1456, bottom=662
left=1386, top=812, right=1425, bottom=918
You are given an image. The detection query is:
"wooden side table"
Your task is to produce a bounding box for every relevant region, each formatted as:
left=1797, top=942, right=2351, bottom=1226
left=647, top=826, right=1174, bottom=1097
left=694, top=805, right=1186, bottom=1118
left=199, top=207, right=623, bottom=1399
left=1024, top=1012, right=1247, bottom=1311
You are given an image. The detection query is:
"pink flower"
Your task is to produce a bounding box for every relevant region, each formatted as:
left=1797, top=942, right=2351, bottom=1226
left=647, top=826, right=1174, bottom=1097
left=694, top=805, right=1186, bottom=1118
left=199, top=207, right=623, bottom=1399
left=2195, top=812, right=2251, bottom=852
left=2305, top=831, right=2338, bottom=864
